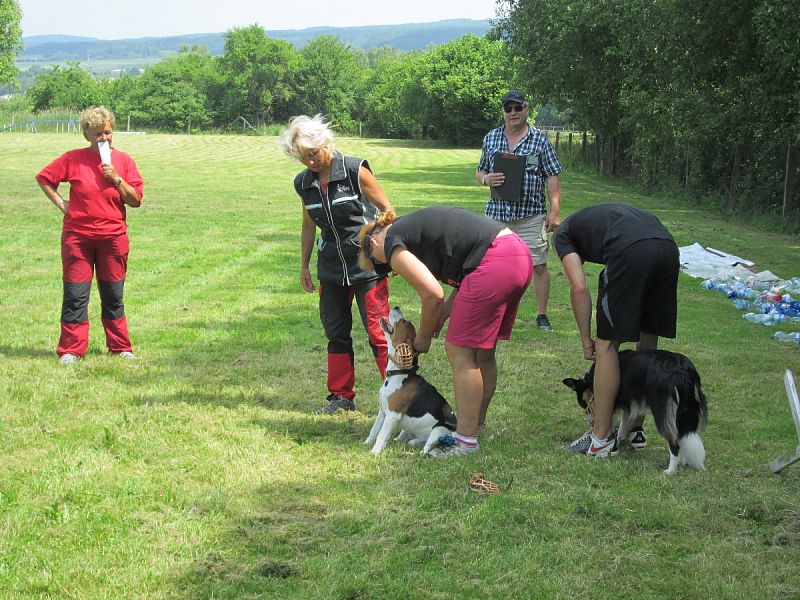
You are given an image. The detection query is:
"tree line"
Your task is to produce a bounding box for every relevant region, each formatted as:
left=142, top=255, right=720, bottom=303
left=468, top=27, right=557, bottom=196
left=17, top=25, right=513, bottom=146
left=3, top=0, right=798, bottom=219
left=499, top=0, right=799, bottom=219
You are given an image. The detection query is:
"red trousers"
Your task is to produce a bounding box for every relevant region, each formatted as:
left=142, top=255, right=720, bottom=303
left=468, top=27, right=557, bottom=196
left=58, top=231, right=132, bottom=356
left=319, top=277, right=389, bottom=400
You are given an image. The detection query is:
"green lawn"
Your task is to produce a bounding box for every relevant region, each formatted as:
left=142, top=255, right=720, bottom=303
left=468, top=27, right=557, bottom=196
left=1, top=132, right=799, bottom=599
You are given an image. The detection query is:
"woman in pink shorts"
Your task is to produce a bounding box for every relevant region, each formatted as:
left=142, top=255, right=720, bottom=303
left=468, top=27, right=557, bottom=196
left=359, top=206, right=533, bottom=458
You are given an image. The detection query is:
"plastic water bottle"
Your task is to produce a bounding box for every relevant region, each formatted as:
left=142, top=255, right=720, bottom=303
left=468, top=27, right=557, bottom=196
left=773, top=331, right=800, bottom=345
left=701, top=279, right=715, bottom=290
left=733, top=299, right=749, bottom=310
left=744, top=312, right=774, bottom=325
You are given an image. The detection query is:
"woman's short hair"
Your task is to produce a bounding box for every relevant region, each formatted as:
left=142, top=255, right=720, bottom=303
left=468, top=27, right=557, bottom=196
left=80, top=106, right=115, bottom=132
left=277, top=114, right=337, bottom=162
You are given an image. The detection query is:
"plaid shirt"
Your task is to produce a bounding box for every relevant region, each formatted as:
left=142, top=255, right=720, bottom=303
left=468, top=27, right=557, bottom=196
left=478, top=125, right=562, bottom=221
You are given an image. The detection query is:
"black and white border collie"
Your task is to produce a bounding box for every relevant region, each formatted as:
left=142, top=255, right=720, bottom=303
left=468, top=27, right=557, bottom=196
left=563, top=349, right=708, bottom=474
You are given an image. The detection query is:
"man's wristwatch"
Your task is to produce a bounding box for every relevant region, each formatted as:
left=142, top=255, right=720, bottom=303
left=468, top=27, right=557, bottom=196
left=114, top=177, right=123, bottom=188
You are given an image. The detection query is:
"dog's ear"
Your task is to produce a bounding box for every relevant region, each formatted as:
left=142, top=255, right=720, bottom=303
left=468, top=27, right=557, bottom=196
left=380, top=316, right=394, bottom=335
left=563, top=377, right=581, bottom=391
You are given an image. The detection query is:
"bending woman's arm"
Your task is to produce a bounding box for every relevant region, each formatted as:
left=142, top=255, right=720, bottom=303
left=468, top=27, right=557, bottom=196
left=389, top=248, right=444, bottom=353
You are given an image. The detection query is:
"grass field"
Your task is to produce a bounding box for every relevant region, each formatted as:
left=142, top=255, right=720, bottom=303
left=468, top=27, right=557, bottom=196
left=1, top=132, right=799, bottom=599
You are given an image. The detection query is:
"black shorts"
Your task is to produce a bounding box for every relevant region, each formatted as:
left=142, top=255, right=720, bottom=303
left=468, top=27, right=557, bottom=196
left=596, top=238, right=679, bottom=343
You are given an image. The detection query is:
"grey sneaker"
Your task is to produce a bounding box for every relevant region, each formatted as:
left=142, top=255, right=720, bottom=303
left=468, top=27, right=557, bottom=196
left=561, top=430, right=615, bottom=458
left=59, top=353, right=79, bottom=365
left=320, top=395, right=357, bottom=414
left=426, top=435, right=479, bottom=458
left=536, top=314, right=553, bottom=331
left=117, top=351, right=137, bottom=361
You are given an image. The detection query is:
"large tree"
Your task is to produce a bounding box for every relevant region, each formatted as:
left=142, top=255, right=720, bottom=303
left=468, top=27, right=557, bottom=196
left=413, top=35, right=512, bottom=145
left=0, top=0, right=23, bottom=88
left=294, top=35, right=366, bottom=133
left=215, top=25, right=300, bottom=125
left=110, top=48, right=216, bottom=131
left=26, top=63, right=108, bottom=111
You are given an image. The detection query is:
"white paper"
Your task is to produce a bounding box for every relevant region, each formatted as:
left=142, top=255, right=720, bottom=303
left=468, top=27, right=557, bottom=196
left=678, top=242, right=777, bottom=281
left=98, top=140, right=112, bottom=164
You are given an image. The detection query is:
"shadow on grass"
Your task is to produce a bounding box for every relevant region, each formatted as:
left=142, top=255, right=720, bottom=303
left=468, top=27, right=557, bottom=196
left=0, top=344, right=55, bottom=358
left=147, top=404, right=408, bottom=598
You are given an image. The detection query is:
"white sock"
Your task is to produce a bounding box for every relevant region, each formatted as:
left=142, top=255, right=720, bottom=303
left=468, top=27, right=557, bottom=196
left=454, top=433, right=478, bottom=447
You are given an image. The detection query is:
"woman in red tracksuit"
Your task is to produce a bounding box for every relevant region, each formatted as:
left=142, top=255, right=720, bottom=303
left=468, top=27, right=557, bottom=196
left=35, top=106, right=144, bottom=365
left=279, top=114, right=393, bottom=414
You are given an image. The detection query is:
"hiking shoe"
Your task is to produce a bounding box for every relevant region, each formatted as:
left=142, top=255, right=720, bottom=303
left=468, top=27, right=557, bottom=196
left=59, top=353, right=79, bottom=365
left=319, top=395, right=357, bottom=414
left=627, top=427, right=647, bottom=450
left=426, top=435, right=479, bottom=458
left=536, top=314, right=553, bottom=331
left=562, top=430, right=615, bottom=458
left=117, top=351, right=137, bottom=361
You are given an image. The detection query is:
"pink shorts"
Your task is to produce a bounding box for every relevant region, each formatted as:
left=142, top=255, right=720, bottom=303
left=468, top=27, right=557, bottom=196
left=446, top=233, right=533, bottom=349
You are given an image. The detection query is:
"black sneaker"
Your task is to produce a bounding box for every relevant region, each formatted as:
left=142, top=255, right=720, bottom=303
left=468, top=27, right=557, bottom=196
left=536, top=314, right=553, bottom=331
left=319, top=394, right=357, bottom=414
left=627, top=427, right=647, bottom=450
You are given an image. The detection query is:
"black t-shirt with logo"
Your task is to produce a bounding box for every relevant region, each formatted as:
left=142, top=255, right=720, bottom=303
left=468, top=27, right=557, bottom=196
left=554, top=203, right=674, bottom=264
left=383, top=206, right=503, bottom=287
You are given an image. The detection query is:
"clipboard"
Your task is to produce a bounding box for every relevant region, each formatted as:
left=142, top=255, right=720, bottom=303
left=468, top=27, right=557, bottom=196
left=490, top=152, right=526, bottom=202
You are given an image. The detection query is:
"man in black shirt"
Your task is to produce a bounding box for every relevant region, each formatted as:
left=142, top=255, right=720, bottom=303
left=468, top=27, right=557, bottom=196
left=554, top=203, right=679, bottom=457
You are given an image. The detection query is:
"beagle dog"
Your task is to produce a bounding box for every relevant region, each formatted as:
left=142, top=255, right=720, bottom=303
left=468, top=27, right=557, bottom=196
left=364, top=307, right=456, bottom=455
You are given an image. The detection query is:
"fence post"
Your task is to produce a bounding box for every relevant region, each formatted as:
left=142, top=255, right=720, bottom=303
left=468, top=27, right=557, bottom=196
left=685, top=143, right=690, bottom=192
left=555, top=130, right=560, bottom=152
left=568, top=132, right=573, bottom=152
left=784, top=143, right=797, bottom=217
left=582, top=131, right=587, bottom=161
left=595, top=134, right=601, bottom=173
left=127, top=115, right=131, bottom=132
left=611, top=136, right=618, bottom=177
left=729, top=142, right=743, bottom=208
left=652, top=145, right=658, bottom=187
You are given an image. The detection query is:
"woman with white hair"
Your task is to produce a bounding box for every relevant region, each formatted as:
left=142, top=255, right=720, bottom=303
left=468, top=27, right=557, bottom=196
left=278, top=114, right=394, bottom=414
left=35, top=106, right=144, bottom=365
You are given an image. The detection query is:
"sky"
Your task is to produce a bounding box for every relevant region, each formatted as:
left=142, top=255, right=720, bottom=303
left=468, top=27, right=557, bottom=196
left=19, top=0, right=500, bottom=39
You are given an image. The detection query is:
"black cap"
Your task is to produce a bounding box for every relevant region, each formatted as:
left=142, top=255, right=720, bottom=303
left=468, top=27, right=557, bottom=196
left=501, top=90, right=527, bottom=106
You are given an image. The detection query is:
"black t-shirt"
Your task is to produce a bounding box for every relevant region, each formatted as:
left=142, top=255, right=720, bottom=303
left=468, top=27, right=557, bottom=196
left=383, top=206, right=503, bottom=286
left=554, top=203, right=674, bottom=264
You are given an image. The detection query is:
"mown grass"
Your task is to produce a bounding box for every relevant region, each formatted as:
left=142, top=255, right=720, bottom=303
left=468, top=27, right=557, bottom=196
left=1, top=132, right=799, bottom=599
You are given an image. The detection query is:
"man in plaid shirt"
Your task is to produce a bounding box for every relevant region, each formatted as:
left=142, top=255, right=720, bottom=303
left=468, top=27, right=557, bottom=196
left=476, top=90, right=562, bottom=331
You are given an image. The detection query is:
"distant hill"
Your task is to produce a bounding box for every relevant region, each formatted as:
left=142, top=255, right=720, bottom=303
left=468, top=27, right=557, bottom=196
left=19, top=19, right=492, bottom=64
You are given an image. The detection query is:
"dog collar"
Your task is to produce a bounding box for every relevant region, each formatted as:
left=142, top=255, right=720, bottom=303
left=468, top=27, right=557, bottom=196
left=385, top=365, right=419, bottom=378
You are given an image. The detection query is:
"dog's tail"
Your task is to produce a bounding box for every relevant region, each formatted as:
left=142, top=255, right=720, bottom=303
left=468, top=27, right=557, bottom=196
left=677, top=432, right=705, bottom=470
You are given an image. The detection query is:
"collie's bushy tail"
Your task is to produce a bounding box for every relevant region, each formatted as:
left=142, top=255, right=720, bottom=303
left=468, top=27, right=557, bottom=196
left=678, top=432, right=705, bottom=470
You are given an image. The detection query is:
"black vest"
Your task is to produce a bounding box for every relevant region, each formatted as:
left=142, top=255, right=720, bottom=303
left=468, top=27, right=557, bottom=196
left=294, top=153, right=389, bottom=285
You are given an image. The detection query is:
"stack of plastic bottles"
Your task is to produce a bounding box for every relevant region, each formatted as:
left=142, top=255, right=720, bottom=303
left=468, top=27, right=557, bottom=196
left=700, top=276, right=800, bottom=345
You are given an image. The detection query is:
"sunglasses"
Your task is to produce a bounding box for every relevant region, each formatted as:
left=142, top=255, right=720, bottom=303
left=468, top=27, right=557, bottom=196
left=364, top=225, right=380, bottom=261
left=503, top=104, right=527, bottom=113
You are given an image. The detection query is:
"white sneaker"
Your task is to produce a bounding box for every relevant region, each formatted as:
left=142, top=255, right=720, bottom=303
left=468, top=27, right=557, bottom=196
left=426, top=435, right=479, bottom=458
left=59, top=353, right=79, bottom=365
left=117, top=351, right=137, bottom=361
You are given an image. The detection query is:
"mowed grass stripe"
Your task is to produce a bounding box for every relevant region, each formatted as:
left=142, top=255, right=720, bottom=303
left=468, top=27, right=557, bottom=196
left=1, top=132, right=799, bottom=599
